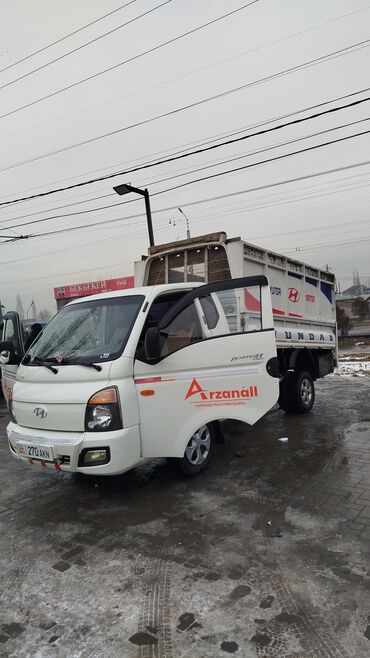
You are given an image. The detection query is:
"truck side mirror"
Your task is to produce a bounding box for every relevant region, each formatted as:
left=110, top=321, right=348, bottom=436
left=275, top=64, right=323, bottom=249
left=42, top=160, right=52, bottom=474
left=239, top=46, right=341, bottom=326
left=0, top=341, right=21, bottom=365
left=144, top=327, right=161, bottom=362
left=0, top=350, right=10, bottom=365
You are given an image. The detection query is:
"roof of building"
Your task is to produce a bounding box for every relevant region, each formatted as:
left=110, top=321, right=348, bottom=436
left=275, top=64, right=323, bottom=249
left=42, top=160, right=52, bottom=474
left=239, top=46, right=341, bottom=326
left=342, top=284, right=370, bottom=295
left=336, top=293, right=370, bottom=302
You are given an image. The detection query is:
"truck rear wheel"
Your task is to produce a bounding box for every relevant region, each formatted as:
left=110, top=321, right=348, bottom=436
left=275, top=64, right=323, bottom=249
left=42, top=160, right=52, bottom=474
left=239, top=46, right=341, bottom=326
left=284, top=370, right=315, bottom=413
left=175, top=423, right=215, bottom=477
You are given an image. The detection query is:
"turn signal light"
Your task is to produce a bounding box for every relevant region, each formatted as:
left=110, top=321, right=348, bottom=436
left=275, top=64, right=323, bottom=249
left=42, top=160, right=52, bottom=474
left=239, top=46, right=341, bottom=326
left=88, top=387, right=117, bottom=405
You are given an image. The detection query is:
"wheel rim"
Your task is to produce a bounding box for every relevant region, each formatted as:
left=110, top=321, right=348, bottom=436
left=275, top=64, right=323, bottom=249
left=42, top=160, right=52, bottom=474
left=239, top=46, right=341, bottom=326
left=300, top=378, right=313, bottom=406
left=185, top=425, right=211, bottom=466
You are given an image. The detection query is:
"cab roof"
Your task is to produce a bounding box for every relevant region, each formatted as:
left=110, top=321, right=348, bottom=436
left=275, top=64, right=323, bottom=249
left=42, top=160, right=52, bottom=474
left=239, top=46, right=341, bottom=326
left=67, top=282, right=201, bottom=306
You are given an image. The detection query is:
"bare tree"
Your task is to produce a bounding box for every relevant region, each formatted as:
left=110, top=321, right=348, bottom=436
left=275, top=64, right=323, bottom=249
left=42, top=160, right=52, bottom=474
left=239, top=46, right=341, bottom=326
left=39, top=309, right=51, bottom=322
left=352, top=297, right=368, bottom=321
left=336, top=305, right=352, bottom=335
left=353, top=269, right=361, bottom=287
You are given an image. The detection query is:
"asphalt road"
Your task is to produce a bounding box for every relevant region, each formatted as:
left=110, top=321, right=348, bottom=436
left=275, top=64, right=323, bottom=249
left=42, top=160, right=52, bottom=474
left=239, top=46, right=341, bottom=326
left=0, top=375, right=369, bottom=658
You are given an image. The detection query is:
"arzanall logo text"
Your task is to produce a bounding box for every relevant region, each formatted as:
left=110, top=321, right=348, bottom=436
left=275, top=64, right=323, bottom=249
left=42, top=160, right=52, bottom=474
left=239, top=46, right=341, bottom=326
left=185, top=378, right=258, bottom=407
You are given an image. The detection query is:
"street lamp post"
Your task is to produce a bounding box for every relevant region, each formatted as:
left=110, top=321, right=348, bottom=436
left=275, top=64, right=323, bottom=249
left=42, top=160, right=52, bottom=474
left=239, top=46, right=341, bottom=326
left=113, top=184, right=154, bottom=247
left=26, top=300, right=34, bottom=319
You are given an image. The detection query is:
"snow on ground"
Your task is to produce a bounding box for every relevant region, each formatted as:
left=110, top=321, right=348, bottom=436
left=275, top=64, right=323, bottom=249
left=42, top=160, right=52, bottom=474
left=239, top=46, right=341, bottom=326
left=334, top=355, right=370, bottom=377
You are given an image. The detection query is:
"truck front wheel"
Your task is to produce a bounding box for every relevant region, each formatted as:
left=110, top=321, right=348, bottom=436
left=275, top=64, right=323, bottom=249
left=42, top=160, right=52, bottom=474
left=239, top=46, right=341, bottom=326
left=174, top=423, right=215, bottom=477
left=280, top=371, right=315, bottom=413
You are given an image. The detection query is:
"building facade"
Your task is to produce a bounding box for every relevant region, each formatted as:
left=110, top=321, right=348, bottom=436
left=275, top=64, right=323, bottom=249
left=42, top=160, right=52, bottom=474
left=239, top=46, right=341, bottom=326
left=54, top=276, right=134, bottom=311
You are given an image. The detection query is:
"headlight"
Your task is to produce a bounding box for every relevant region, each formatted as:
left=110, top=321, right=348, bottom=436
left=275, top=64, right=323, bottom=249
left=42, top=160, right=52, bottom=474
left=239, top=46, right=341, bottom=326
left=85, top=387, right=122, bottom=432
left=87, top=405, right=113, bottom=430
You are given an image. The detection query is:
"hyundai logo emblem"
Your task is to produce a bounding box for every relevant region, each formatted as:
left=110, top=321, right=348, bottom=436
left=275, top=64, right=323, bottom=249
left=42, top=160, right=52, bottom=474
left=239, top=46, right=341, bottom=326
left=33, top=407, right=47, bottom=419
left=288, top=287, right=300, bottom=303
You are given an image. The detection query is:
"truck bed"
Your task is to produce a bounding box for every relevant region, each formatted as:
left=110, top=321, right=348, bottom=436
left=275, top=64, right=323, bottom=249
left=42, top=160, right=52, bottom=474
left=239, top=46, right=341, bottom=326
left=136, top=232, right=336, bottom=352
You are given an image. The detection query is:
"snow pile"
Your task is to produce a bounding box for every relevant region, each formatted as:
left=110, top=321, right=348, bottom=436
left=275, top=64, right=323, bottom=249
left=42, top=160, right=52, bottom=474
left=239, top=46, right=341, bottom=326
left=339, top=354, right=369, bottom=362
left=334, top=359, right=370, bottom=377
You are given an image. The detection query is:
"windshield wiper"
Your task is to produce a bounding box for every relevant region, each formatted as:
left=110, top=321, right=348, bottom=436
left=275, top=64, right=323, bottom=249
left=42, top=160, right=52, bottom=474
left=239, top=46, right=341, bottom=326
left=24, top=355, right=58, bottom=374
left=74, top=362, right=102, bottom=372
left=56, top=356, right=102, bottom=371
left=24, top=354, right=102, bottom=372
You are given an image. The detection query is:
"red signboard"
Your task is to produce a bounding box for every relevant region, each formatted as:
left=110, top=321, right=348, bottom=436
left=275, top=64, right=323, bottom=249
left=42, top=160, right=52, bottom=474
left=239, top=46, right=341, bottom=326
left=54, top=276, right=134, bottom=300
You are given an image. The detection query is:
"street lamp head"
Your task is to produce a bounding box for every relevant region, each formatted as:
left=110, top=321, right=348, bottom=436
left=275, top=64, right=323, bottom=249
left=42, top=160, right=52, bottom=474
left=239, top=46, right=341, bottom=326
left=113, top=183, right=133, bottom=196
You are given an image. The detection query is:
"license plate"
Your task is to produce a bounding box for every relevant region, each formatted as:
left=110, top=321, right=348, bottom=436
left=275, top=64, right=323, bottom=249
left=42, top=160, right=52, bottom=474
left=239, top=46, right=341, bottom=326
left=16, top=442, right=54, bottom=461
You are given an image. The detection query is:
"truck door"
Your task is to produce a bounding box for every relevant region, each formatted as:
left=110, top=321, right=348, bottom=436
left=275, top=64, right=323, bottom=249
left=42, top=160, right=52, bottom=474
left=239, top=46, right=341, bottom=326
left=133, top=276, right=279, bottom=458
left=0, top=311, right=25, bottom=403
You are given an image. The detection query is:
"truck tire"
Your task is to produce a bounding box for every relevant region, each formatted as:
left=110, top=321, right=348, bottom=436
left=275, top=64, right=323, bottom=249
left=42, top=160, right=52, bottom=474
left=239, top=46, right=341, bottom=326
left=286, top=370, right=315, bottom=413
left=174, top=423, right=215, bottom=477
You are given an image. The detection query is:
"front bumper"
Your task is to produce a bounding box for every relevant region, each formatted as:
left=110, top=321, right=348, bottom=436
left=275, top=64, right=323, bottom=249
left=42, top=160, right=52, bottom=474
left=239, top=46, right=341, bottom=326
left=6, top=422, right=141, bottom=475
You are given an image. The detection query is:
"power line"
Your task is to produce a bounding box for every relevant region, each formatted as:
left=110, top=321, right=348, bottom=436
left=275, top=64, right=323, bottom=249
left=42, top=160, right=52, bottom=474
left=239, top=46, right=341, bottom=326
left=9, top=117, right=370, bottom=227
left=0, top=0, right=174, bottom=92
left=225, top=178, right=370, bottom=221
left=186, top=178, right=370, bottom=228
left=153, top=160, right=370, bottom=217
left=4, top=147, right=369, bottom=243
left=2, top=3, right=368, bottom=145
left=3, top=116, right=370, bottom=231
left=1, top=86, right=368, bottom=204
left=0, top=192, right=115, bottom=225
left=146, top=129, right=370, bottom=199
left=0, top=0, right=139, bottom=74
left=1, top=91, right=370, bottom=207
left=250, top=214, right=370, bottom=242
left=0, top=1, right=259, bottom=120
left=1, top=40, right=369, bottom=174
left=13, top=199, right=370, bottom=265
left=284, top=235, right=370, bottom=253
left=190, top=176, right=370, bottom=220
left=3, top=209, right=370, bottom=275
left=1, top=169, right=368, bottom=249
left=8, top=218, right=370, bottom=285
left=4, top=208, right=370, bottom=276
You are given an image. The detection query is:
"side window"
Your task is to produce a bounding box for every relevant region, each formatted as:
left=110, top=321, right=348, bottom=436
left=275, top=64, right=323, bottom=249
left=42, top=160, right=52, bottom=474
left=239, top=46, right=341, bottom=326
left=199, top=295, right=219, bottom=330
left=214, top=284, right=262, bottom=333
left=138, top=281, right=265, bottom=363
left=160, top=302, right=203, bottom=357
left=4, top=320, right=14, bottom=345
left=4, top=318, right=23, bottom=354
left=136, top=291, right=189, bottom=358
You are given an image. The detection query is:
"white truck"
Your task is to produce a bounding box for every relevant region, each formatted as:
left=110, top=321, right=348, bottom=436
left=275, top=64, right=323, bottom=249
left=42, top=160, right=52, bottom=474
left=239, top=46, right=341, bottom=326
left=0, top=232, right=336, bottom=477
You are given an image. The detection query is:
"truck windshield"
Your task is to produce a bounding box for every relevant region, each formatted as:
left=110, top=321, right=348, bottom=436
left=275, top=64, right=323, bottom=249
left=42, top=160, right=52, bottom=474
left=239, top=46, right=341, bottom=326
left=25, top=295, right=144, bottom=365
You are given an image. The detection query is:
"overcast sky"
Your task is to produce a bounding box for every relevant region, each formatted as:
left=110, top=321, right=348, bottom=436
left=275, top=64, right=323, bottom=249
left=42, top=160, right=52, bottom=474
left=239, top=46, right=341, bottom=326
left=0, top=0, right=369, bottom=315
